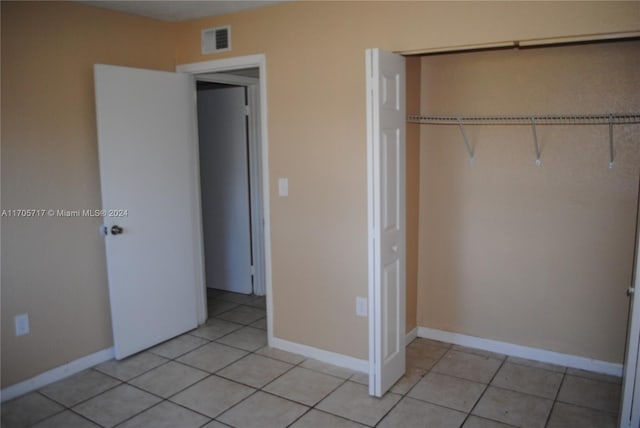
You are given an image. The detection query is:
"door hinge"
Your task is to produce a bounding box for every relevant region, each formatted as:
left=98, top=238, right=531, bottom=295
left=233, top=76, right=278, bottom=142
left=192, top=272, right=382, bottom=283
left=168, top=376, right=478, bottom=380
left=244, top=105, right=250, bottom=116
left=251, top=265, right=255, bottom=275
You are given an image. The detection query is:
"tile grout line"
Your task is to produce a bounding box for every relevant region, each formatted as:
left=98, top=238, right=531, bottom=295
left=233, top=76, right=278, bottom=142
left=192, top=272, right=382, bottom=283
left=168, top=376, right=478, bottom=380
left=165, top=303, right=267, bottom=374
left=211, top=336, right=360, bottom=426
left=110, top=399, right=177, bottom=428
left=192, top=305, right=311, bottom=426
left=460, top=350, right=509, bottom=427
left=561, top=369, right=622, bottom=385
left=551, top=373, right=622, bottom=415
left=187, top=323, right=244, bottom=343
left=551, top=399, right=621, bottom=416
left=38, top=372, right=124, bottom=411
left=106, top=381, right=210, bottom=427
left=61, top=296, right=266, bottom=427
left=211, top=301, right=266, bottom=326
left=504, top=358, right=566, bottom=375
left=67, top=406, right=111, bottom=428
left=372, top=339, right=453, bottom=427
left=307, top=377, right=371, bottom=427
left=203, top=316, right=372, bottom=427
left=543, top=370, right=567, bottom=428
left=410, top=345, right=505, bottom=423
left=19, top=397, right=68, bottom=427
left=209, top=388, right=262, bottom=425
left=415, top=343, right=491, bottom=427
left=113, top=296, right=269, bottom=427
left=483, top=382, right=563, bottom=402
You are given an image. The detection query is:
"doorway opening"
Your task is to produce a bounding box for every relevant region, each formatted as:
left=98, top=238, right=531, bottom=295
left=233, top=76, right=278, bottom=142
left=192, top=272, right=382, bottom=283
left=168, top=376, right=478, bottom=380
left=177, top=54, right=273, bottom=344
left=195, top=69, right=267, bottom=326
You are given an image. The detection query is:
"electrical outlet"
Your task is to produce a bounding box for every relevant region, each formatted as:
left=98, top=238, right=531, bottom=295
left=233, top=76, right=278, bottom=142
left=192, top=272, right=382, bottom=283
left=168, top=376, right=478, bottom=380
left=15, top=313, right=29, bottom=336
left=356, top=297, right=368, bottom=317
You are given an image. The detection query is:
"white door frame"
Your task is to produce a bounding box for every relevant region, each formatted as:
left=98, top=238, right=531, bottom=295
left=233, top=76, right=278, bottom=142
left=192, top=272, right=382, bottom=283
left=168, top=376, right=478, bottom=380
left=176, top=54, right=273, bottom=345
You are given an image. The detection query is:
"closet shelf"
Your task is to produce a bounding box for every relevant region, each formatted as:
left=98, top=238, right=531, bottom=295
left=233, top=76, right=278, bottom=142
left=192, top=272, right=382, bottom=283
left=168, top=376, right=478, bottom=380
left=407, top=113, right=640, bottom=125
left=406, top=113, right=640, bottom=168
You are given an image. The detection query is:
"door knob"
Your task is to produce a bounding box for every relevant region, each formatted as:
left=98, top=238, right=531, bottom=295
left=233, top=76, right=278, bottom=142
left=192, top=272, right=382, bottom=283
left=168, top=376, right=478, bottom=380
left=111, top=225, right=124, bottom=235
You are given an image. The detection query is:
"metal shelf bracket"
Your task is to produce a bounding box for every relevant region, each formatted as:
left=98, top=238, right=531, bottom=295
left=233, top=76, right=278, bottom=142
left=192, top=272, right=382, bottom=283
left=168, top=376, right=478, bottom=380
left=531, top=117, right=541, bottom=167
left=457, top=118, right=475, bottom=165
left=609, top=114, right=615, bottom=169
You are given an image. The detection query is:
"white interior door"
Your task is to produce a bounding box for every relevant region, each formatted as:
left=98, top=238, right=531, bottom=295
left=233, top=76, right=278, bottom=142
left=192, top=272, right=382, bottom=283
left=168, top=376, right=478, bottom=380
left=197, top=85, right=253, bottom=294
left=367, top=48, right=406, bottom=397
left=620, top=192, right=640, bottom=427
left=94, top=64, right=201, bottom=359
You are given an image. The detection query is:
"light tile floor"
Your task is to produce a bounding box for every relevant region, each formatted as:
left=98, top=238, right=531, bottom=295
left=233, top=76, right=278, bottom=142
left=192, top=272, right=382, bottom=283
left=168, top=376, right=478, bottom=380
left=2, top=290, right=622, bottom=428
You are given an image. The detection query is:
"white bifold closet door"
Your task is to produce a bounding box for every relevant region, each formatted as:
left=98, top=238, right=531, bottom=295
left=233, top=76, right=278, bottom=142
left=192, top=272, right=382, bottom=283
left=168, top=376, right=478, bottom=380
left=367, top=48, right=407, bottom=397
left=620, top=190, right=640, bottom=428
left=94, top=64, right=201, bottom=359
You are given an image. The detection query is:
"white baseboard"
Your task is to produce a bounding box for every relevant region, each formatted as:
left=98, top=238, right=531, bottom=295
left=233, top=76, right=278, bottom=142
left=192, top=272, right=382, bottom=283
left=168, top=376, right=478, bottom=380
left=405, top=327, right=418, bottom=345
left=417, top=327, right=622, bottom=377
left=270, top=336, right=368, bottom=373
left=1, top=347, right=115, bottom=403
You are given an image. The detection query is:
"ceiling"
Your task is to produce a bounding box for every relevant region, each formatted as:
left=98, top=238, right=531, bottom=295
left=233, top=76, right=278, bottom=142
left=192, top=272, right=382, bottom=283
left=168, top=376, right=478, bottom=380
left=79, top=1, right=287, bottom=22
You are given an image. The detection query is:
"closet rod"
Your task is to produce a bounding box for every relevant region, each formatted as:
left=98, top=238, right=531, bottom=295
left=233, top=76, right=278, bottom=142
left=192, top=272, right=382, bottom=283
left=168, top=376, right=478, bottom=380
left=407, top=113, right=640, bottom=125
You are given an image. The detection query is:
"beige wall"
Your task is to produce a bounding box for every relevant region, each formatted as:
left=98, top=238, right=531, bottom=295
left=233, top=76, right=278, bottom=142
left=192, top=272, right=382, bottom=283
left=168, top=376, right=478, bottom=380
left=417, top=41, right=640, bottom=363
left=1, top=1, right=176, bottom=387
left=174, top=2, right=639, bottom=360
left=1, top=1, right=639, bottom=389
left=406, top=56, right=421, bottom=333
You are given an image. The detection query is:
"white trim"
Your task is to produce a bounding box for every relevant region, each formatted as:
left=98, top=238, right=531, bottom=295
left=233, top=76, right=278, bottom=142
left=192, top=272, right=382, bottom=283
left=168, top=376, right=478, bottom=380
left=197, top=73, right=259, bottom=86
left=246, top=83, right=266, bottom=296
left=620, top=196, right=640, bottom=428
left=365, top=48, right=376, bottom=396
left=271, top=337, right=368, bottom=374
left=1, top=347, right=114, bottom=402
left=177, top=55, right=265, bottom=75
left=176, top=54, right=273, bottom=345
left=186, top=73, right=208, bottom=327
left=405, top=327, right=418, bottom=345
left=418, top=326, right=623, bottom=377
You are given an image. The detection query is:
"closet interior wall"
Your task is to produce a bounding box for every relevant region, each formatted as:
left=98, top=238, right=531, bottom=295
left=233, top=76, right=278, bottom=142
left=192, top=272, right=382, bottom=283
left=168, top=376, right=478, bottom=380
left=414, top=40, right=640, bottom=364
left=405, top=56, right=421, bottom=334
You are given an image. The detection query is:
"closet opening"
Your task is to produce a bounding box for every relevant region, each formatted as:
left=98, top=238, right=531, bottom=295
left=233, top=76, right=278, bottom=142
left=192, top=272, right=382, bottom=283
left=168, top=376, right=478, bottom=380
left=397, top=39, right=639, bottom=422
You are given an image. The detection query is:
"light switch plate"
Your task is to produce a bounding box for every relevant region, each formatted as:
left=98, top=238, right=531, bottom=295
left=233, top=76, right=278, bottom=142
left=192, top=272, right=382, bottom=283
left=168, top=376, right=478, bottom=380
left=278, top=178, right=288, bottom=197
left=356, top=297, right=368, bottom=317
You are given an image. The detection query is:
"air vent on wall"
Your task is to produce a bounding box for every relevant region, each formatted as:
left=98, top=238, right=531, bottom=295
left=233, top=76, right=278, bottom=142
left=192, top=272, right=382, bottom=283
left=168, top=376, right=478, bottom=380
left=202, top=26, right=231, bottom=55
